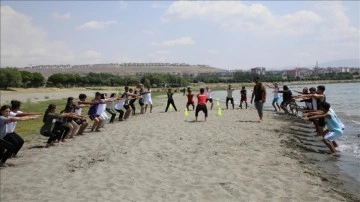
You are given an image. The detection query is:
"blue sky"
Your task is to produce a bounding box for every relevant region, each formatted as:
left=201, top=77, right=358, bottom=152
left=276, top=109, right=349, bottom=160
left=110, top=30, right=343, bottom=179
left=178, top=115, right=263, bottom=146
left=1, top=1, right=359, bottom=70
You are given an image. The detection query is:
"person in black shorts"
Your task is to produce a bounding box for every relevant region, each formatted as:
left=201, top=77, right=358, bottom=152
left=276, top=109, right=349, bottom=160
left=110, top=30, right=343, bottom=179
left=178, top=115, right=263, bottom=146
left=278, top=85, right=292, bottom=114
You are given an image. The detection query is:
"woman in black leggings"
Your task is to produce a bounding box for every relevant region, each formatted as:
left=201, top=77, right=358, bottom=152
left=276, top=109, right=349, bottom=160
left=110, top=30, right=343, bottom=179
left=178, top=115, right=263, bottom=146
left=40, top=104, right=80, bottom=148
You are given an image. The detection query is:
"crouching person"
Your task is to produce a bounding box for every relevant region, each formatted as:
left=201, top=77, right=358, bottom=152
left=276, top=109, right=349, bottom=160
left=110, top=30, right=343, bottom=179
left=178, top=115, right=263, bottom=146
left=40, top=104, right=81, bottom=148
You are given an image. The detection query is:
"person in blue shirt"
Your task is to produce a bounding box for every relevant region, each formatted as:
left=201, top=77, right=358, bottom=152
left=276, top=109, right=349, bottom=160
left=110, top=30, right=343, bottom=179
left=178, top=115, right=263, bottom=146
left=305, top=102, right=343, bottom=155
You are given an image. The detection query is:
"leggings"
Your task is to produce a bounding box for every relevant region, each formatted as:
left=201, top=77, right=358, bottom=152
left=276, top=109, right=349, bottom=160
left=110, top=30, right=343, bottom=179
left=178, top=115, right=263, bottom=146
left=115, top=109, right=124, bottom=120
left=42, top=131, right=58, bottom=144
left=129, top=100, right=136, bottom=115
left=106, top=108, right=117, bottom=123
left=0, top=138, right=15, bottom=163
left=4, top=132, right=24, bottom=156
left=53, top=124, right=70, bottom=141
left=165, top=99, right=177, bottom=112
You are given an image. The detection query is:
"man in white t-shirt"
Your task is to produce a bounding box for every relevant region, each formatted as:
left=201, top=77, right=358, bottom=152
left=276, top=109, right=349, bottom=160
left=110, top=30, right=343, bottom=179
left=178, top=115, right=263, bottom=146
left=205, top=86, right=214, bottom=110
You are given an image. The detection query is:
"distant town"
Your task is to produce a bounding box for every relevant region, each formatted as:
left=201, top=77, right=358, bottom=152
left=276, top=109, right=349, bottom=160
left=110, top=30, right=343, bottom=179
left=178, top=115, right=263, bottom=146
left=23, top=61, right=360, bottom=79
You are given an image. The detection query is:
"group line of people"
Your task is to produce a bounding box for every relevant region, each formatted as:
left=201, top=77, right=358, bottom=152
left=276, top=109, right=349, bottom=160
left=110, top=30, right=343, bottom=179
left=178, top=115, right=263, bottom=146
left=0, top=80, right=345, bottom=167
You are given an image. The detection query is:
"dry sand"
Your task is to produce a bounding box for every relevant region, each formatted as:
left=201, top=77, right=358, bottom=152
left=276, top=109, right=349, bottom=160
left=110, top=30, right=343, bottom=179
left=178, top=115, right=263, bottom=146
left=0, top=91, right=357, bottom=202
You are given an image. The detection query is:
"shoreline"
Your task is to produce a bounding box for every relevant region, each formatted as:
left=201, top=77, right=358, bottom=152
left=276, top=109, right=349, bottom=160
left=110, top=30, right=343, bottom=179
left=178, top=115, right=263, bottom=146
left=273, top=113, right=360, bottom=201
left=1, top=90, right=359, bottom=201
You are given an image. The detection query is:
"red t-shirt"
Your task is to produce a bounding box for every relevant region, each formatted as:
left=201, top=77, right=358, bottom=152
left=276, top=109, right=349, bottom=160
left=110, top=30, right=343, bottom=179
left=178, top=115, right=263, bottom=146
left=197, top=94, right=207, bottom=105
left=187, top=94, right=194, bottom=103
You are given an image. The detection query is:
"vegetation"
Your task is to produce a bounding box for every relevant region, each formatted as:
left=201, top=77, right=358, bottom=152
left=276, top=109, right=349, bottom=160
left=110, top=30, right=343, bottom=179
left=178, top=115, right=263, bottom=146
left=0, top=66, right=357, bottom=90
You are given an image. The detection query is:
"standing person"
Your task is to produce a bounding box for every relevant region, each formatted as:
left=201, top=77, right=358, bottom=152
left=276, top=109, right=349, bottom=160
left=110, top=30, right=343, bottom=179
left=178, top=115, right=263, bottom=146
left=225, top=85, right=235, bottom=109
left=239, top=86, right=248, bottom=109
left=278, top=85, right=293, bottom=114
left=106, top=93, right=117, bottom=123
left=0, top=105, right=38, bottom=167
left=305, top=102, right=343, bottom=155
left=186, top=89, right=195, bottom=111
left=182, top=87, right=186, bottom=96
left=7, top=100, right=40, bottom=158
left=195, top=88, right=208, bottom=122
left=250, top=77, right=266, bottom=122
left=144, top=86, right=153, bottom=113
left=165, top=88, right=178, bottom=112
left=266, top=83, right=281, bottom=112
left=205, top=86, right=214, bottom=110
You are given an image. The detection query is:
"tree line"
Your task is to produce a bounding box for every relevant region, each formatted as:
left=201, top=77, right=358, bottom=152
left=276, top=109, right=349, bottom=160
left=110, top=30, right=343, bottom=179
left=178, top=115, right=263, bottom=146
left=0, top=67, right=356, bottom=90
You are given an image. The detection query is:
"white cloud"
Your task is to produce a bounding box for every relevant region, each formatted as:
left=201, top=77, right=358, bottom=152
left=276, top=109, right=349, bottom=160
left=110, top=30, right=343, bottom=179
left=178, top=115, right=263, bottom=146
left=77, top=20, right=117, bottom=30
left=0, top=6, right=104, bottom=67
left=151, top=37, right=194, bottom=47
left=51, top=12, right=71, bottom=20
left=162, top=1, right=323, bottom=36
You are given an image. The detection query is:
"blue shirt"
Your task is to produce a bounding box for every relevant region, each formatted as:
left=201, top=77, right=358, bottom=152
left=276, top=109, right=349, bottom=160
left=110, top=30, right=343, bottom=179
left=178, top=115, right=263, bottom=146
left=325, top=110, right=343, bottom=134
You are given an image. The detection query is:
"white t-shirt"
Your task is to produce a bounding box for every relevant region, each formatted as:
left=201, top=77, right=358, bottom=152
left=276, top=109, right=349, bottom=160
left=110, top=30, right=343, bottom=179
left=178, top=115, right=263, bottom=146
left=205, top=89, right=212, bottom=99
left=114, top=100, right=125, bottom=110
left=96, top=99, right=106, bottom=115
left=6, top=111, right=22, bottom=133
left=75, top=101, right=82, bottom=115
left=274, top=87, right=280, bottom=98
left=145, top=90, right=152, bottom=102
left=106, top=98, right=116, bottom=109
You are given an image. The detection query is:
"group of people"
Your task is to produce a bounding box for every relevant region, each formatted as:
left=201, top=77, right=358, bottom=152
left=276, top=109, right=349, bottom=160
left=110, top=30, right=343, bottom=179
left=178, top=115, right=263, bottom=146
left=0, top=85, right=154, bottom=167
left=0, top=80, right=345, bottom=168
left=252, top=76, right=344, bottom=155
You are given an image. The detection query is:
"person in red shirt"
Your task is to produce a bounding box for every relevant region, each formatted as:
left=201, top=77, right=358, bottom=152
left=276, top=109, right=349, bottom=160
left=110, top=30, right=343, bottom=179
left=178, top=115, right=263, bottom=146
left=186, top=89, right=195, bottom=111
left=239, top=86, right=248, bottom=109
left=195, top=88, right=208, bottom=122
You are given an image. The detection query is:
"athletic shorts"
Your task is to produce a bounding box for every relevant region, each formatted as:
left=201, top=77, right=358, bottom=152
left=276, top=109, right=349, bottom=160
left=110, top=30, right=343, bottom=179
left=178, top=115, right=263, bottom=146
left=273, top=97, right=279, bottom=103
left=281, top=100, right=291, bottom=106
left=187, top=101, right=194, bottom=105
left=241, top=97, right=247, bottom=102
left=195, top=104, right=208, bottom=117
left=226, top=97, right=234, bottom=104
left=324, top=131, right=343, bottom=141
left=145, top=100, right=152, bottom=105
left=88, top=114, right=99, bottom=120
left=206, top=98, right=213, bottom=103
left=74, top=118, right=85, bottom=125
left=123, top=104, right=130, bottom=110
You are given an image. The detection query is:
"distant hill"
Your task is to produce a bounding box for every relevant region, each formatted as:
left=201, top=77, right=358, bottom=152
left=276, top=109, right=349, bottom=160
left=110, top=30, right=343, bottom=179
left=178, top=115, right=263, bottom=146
left=22, top=65, right=226, bottom=78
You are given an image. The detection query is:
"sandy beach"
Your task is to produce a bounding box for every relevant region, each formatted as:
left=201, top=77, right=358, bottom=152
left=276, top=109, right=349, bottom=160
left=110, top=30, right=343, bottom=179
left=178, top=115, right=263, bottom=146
left=0, top=91, right=358, bottom=202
